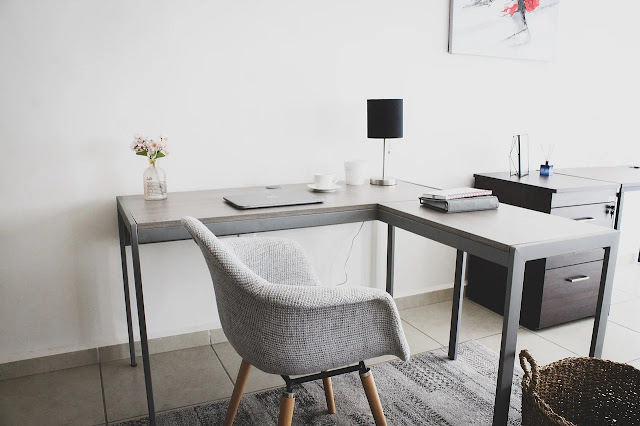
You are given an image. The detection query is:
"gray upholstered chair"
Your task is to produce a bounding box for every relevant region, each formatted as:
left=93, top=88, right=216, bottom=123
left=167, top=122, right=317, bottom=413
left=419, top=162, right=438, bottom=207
left=182, top=216, right=410, bottom=426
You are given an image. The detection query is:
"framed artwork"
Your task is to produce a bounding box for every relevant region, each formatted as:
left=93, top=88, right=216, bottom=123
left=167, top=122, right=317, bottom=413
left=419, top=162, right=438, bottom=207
left=448, top=0, right=560, bottom=61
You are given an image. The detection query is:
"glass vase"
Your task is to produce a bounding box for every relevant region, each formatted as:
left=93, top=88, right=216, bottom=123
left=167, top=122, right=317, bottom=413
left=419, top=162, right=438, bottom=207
left=143, top=161, right=167, bottom=200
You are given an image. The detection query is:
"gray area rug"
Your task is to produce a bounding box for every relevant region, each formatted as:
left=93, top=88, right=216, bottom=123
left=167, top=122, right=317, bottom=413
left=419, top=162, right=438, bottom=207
left=116, top=341, right=522, bottom=425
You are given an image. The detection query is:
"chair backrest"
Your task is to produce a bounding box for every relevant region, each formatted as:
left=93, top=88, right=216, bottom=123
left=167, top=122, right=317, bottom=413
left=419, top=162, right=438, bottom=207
left=181, top=217, right=268, bottom=350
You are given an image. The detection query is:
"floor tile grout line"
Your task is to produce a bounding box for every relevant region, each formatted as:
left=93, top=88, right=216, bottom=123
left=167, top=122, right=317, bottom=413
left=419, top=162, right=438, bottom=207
left=612, top=294, right=640, bottom=301
left=608, top=319, right=640, bottom=335
left=470, top=322, right=585, bottom=358
left=520, top=329, right=581, bottom=357
left=402, top=308, right=506, bottom=346
left=98, top=361, right=109, bottom=425
left=210, top=344, right=236, bottom=385
left=524, top=317, right=640, bottom=358
left=113, top=387, right=282, bottom=425
left=527, top=327, right=591, bottom=357
left=610, top=293, right=640, bottom=305
left=611, top=285, right=640, bottom=296
left=464, top=299, right=503, bottom=318
left=402, top=299, right=615, bottom=358
left=114, top=379, right=292, bottom=425
left=476, top=330, right=585, bottom=361
left=401, top=319, right=438, bottom=341
left=0, top=361, right=100, bottom=383
left=400, top=317, right=449, bottom=347
left=465, top=298, right=602, bottom=358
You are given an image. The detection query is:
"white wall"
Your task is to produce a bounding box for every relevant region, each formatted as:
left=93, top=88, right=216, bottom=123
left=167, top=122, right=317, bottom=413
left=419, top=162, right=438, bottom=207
left=1, top=0, right=639, bottom=363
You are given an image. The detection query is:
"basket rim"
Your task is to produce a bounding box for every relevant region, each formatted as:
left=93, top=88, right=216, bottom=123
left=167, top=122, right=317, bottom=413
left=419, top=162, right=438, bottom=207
left=535, top=355, right=640, bottom=379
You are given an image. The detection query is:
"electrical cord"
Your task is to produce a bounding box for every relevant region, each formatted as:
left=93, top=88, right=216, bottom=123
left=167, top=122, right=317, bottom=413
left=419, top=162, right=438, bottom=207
left=336, top=221, right=365, bottom=286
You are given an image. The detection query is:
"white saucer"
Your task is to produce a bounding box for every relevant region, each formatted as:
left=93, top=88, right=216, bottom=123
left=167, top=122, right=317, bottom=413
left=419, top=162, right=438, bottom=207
left=307, top=183, right=341, bottom=193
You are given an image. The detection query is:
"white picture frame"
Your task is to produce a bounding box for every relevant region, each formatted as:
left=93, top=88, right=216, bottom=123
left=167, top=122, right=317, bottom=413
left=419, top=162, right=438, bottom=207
left=449, top=0, right=561, bottom=61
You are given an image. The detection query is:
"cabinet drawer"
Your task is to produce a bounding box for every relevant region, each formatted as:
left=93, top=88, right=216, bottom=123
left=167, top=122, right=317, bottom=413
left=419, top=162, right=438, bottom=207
left=550, top=202, right=615, bottom=229
left=539, top=260, right=602, bottom=328
left=546, top=248, right=604, bottom=270
left=551, top=189, right=617, bottom=208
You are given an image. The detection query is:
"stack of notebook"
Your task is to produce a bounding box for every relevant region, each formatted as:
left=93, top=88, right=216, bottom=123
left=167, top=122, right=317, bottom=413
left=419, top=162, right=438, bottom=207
left=419, top=187, right=499, bottom=213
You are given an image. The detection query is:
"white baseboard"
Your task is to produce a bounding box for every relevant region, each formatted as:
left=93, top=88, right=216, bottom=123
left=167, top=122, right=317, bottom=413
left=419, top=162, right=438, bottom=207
left=0, top=288, right=453, bottom=380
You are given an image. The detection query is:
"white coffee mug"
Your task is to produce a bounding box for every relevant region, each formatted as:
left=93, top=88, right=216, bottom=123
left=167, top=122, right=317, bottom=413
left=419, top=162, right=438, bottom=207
left=314, top=173, right=338, bottom=189
left=344, top=160, right=367, bottom=185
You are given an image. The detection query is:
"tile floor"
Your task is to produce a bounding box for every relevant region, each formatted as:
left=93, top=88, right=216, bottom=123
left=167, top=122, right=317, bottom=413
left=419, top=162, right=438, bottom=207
left=1, top=263, right=638, bottom=425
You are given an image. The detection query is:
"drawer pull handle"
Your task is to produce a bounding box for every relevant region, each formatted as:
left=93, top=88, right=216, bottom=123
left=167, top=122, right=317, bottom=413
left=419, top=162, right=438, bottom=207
left=574, top=217, right=596, bottom=222
left=566, top=275, right=590, bottom=283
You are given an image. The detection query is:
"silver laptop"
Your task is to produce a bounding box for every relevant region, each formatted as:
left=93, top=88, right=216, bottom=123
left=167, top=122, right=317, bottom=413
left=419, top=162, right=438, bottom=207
left=224, top=190, right=324, bottom=210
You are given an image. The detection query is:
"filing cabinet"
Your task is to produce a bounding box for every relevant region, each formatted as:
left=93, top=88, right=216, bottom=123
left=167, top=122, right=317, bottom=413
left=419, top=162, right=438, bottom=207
left=467, top=172, right=619, bottom=329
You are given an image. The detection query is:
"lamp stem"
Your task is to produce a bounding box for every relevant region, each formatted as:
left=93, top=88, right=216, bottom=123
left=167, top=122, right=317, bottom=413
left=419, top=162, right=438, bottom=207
left=382, top=138, right=387, bottom=180
left=370, top=137, right=396, bottom=186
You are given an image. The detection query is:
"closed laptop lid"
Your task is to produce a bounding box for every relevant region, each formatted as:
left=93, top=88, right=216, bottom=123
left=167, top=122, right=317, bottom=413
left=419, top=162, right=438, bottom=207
left=223, top=190, right=324, bottom=209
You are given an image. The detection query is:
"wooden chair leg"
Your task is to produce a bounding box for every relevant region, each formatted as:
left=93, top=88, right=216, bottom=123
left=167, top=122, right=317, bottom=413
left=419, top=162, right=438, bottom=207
left=224, top=359, right=252, bottom=426
left=360, top=370, right=387, bottom=426
left=322, top=374, right=336, bottom=414
left=277, top=392, right=295, bottom=426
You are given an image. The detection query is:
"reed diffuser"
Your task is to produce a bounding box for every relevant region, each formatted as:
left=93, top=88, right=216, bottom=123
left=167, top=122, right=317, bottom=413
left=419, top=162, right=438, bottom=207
left=540, top=143, right=555, bottom=176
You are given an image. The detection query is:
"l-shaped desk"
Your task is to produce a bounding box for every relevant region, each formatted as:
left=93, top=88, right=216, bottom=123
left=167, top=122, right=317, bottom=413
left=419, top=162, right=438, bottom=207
left=116, top=181, right=619, bottom=426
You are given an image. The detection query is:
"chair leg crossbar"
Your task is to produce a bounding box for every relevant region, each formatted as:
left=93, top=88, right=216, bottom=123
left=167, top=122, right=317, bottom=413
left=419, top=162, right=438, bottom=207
left=278, top=361, right=387, bottom=426
left=226, top=360, right=387, bottom=426
left=281, top=361, right=366, bottom=393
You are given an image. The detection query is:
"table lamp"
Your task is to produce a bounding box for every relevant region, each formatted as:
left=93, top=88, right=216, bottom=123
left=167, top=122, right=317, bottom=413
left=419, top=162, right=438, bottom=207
left=367, top=99, right=403, bottom=186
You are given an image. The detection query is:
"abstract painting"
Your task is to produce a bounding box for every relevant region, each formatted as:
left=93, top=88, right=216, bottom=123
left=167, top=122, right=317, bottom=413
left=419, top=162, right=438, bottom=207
left=449, top=0, right=560, bottom=61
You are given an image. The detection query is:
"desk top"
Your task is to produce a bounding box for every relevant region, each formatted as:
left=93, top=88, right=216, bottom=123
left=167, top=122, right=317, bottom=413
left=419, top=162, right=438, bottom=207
left=555, top=166, right=640, bottom=188
left=474, top=171, right=619, bottom=193
left=379, top=201, right=616, bottom=253
left=118, top=181, right=426, bottom=229
left=117, top=180, right=619, bottom=262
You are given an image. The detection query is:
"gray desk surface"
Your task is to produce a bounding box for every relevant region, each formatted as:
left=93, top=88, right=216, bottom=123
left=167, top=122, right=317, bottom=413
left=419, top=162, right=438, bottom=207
left=556, top=166, right=640, bottom=188
left=474, top=171, right=619, bottom=193
left=119, top=181, right=425, bottom=229
left=379, top=201, right=615, bottom=253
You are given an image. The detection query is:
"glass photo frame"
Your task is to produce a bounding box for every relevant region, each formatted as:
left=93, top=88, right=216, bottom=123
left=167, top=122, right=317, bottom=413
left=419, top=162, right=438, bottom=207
left=510, top=134, right=529, bottom=178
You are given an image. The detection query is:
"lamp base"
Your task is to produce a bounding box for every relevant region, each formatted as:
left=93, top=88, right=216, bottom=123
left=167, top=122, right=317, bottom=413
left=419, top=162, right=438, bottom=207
left=370, top=177, right=397, bottom=186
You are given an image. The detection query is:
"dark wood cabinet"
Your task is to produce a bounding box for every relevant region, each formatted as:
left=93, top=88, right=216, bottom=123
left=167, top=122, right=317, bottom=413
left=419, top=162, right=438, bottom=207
left=467, top=172, right=619, bottom=329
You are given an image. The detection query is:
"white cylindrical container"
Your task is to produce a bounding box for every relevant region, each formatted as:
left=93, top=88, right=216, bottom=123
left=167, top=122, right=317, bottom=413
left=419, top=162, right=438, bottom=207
left=344, top=160, right=367, bottom=185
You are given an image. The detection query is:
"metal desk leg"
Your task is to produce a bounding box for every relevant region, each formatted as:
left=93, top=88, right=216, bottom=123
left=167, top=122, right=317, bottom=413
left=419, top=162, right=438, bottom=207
left=130, top=224, right=156, bottom=425
left=613, top=190, right=638, bottom=263
left=117, top=213, right=137, bottom=367
left=492, top=249, right=525, bottom=426
left=448, top=250, right=466, bottom=360
left=614, top=188, right=624, bottom=230
left=590, top=243, right=618, bottom=357
left=386, top=225, right=395, bottom=296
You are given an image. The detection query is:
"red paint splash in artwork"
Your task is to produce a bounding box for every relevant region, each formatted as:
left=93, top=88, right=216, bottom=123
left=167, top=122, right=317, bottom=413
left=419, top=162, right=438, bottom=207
left=502, top=0, right=540, bottom=16
left=502, top=4, right=519, bottom=15
left=525, top=0, right=540, bottom=11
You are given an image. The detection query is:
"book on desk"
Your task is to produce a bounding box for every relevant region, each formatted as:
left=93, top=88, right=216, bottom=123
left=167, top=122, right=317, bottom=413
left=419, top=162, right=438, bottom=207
left=419, top=195, right=499, bottom=213
left=421, top=187, right=492, bottom=200
left=419, top=187, right=499, bottom=213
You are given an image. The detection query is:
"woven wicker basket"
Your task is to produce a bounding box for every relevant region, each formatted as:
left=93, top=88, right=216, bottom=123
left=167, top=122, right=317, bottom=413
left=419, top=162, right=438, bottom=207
left=519, top=350, right=640, bottom=425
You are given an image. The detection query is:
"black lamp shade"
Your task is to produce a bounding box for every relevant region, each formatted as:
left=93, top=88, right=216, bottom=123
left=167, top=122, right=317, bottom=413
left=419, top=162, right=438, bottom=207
left=367, top=99, right=403, bottom=139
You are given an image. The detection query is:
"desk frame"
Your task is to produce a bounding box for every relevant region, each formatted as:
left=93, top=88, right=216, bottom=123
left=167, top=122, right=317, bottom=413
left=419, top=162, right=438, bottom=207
left=117, top=196, right=618, bottom=426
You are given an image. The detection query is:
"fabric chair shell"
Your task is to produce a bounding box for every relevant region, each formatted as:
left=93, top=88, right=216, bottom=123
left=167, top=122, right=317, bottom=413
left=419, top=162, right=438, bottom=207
left=182, top=216, right=410, bottom=376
